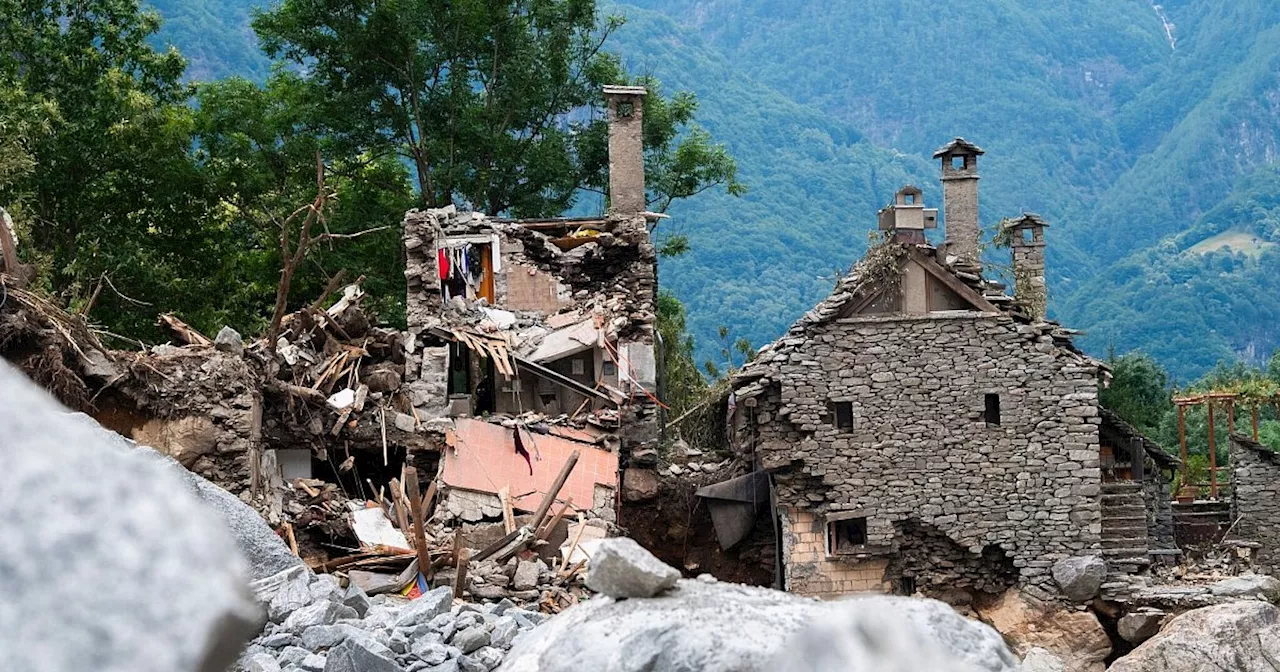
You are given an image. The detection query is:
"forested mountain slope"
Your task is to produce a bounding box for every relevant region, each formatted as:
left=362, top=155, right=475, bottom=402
left=144, top=0, right=1280, bottom=380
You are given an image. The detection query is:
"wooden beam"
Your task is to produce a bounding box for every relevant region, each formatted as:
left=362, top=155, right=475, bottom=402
left=1178, top=404, right=1188, bottom=487
left=1208, top=401, right=1218, bottom=500
left=536, top=498, right=574, bottom=541
left=404, top=468, right=434, bottom=581
left=452, top=532, right=469, bottom=600
left=530, top=450, right=581, bottom=531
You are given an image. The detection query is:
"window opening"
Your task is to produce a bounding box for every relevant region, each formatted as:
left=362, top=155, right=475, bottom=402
left=951, top=156, right=965, bottom=170
left=896, top=576, right=917, bottom=595
left=828, top=517, right=868, bottom=554
left=832, top=401, right=854, bottom=431
left=984, top=393, right=1001, bottom=427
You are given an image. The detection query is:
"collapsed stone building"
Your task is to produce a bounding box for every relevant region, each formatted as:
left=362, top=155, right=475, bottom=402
left=0, top=85, right=661, bottom=562
left=717, top=139, right=1179, bottom=602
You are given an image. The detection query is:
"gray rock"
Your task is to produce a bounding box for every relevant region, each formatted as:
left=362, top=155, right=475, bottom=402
left=1050, top=555, right=1106, bottom=602
left=512, top=560, right=541, bottom=591
left=215, top=325, right=245, bottom=355
left=309, top=574, right=343, bottom=603
left=502, top=578, right=1016, bottom=672
left=262, top=631, right=302, bottom=649
left=773, top=594, right=1018, bottom=672
left=429, top=661, right=460, bottom=672
left=413, top=641, right=452, bottom=665
left=300, top=653, right=327, bottom=672
left=282, top=601, right=359, bottom=634
left=453, top=626, right=491, bottom=654
left=0, top=362, right=262, bottom=672
left=1208, top=574, right=1280, bottom=600
left=278, top=647, right=312, bottom=668
left=259, top=566, right=316, bottom=623
left=1019, top=648, right=1065, bottom=672
left=585, top=537, right=681, bottom=598
left=324, top=638, right=403, bottom=672
left=489, top=616, right=520, bottom=649
left=77, top=409, right=303, bottom=582
left=342, top=585, right=372, bottom=617
left=301, top=623, right=376, bottom=650
left=471, top=646, right=503, bottom=671
left=457, top=656, right=487, bottom=672
left=1117, top=612, right=1165, bottom=644
left=246, top=653, right=284, bottom=672
left=1110, top=601, right=1280, bottom=671
left=395, top=587, right=455, bottom=628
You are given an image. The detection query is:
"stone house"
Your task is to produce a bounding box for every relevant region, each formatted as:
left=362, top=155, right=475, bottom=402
left=723, top=139, right=1173, bottom=601
left=398, top=85, right=661, bottom=524
left=1228, top=433, right=1280, bottom=574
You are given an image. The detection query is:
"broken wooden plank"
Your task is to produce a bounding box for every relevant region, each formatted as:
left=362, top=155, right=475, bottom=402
left=499, top=486, right=515, bottom=534
left=452, top=531, right=469, bottom=599
left=530, top=449, right=581, bottom=531
left=536, top=497, right=574, bottom=541
left=403, top=468, right=434, bottom=581
left=158, top=313, right=213, bottom=346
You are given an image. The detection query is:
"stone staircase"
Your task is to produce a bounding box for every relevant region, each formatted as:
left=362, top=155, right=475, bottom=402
left=1101, top=482, right=1150, bottom=573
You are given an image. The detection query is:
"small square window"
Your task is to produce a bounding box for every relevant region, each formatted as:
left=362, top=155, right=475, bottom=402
left=571, top=358, right=586, bottom=376
left=896, top=576, right=917, bottom=595
left=984, top=393, right=1001, bottom=427
left=602, top=361, right=617, bottom=376
left=616, top=101, right=635, bottom=118
left=951, top=156, right=965, bottom=170
left=832, top=401, right=854, bottom=431
left=904, top=193, right=916, bottom=204
left=827, top=517, right=868, bottom=555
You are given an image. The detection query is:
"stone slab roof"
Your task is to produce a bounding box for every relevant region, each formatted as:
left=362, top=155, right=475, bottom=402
left=932, top=137, right=985, bottom=158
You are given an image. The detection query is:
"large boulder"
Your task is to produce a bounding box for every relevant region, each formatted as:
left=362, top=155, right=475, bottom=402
left=974, top=589, right=1110, bottom=672
left=69, top=411, right=303, bottom=580
left=1209, top=574, right=1280, bottom=601
left=1111, top=599, right=1280, bottom=665
left=501, top=577, right=1017, bottom=672
left=585, top=537, right=681, bottom=598
left=0, top=361, right=263, bottom=672
left=1116, top=611, right=1165, bottom=644
left=1050, top=556, right=1106, bottom=603
left=1109, top=601, right=1280, bottom=671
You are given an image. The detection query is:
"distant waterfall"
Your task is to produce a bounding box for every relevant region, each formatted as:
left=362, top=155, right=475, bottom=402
left=1149, top=2, right=1177, bottom=51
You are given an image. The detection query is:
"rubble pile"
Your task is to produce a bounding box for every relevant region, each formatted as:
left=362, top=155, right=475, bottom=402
left=237, top=567, right=547, bottom=672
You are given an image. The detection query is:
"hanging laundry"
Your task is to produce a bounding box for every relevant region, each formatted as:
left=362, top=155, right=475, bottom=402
left=438, top=247, right=450, bottom=280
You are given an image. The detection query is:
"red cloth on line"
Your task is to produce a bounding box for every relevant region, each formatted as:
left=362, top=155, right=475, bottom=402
left=438, top=248, right=450, bottom=280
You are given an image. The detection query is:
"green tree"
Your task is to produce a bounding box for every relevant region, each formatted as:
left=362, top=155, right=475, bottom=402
left=191, top=73, right=414, bottom=332
left=252, top=0, right=740, bottom=218
left=0, top=0, right=217, bottom=334
left=656, top=290, right=706, bottom=415
left=1100, top=351, right=1172, bottom=435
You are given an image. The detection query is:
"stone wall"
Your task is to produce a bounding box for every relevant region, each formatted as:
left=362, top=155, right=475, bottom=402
left=1142, top=468, right=1177, bottom=550
left=1229, top=433, right=1280, bottom=574
left=741, top=312, right=1103, bottom=596
left=111, top=348, right=262, bottom=497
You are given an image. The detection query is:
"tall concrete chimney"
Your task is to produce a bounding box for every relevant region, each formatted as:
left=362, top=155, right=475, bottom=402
left=1004, top=213, right=1049, bottom=321
left=933, top=137, right=985, bottom=269
left=603, top=85, right=648, bottom=216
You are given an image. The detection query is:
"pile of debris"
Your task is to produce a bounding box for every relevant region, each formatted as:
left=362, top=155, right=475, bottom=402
left=238, top=568, right=548, bottom=672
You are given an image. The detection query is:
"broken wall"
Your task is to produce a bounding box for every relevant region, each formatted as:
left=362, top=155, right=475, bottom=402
left=1229, top=433, right=1280, bottom=575
left=740, top=312, right=1104, bottom=597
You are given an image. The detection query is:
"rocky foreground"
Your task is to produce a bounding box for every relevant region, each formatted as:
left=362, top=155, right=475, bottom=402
left=5, top=359, right=1280, bottom=672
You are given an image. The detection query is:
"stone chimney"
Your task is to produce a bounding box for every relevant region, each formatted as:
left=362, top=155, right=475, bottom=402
left=877, top=185, right=938, bottom=245
left=1004, top=213, right=1049, bottom=321
left=603, top=85, right=648, bottom=216
left=933, top=137, right=985, bottom=268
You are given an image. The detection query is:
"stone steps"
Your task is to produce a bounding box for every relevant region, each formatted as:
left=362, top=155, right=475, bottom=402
left=1102, top=537, right=1148, bottom=550
left=1100, top=482, right=1143, bottom=494
left=1103, top=505, right=1147, bottom=519
left=1102, top=493, right=1146, bottom=506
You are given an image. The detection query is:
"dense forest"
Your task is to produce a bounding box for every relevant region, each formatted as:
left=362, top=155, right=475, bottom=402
left=133, top=0, right=1280, bottom=384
